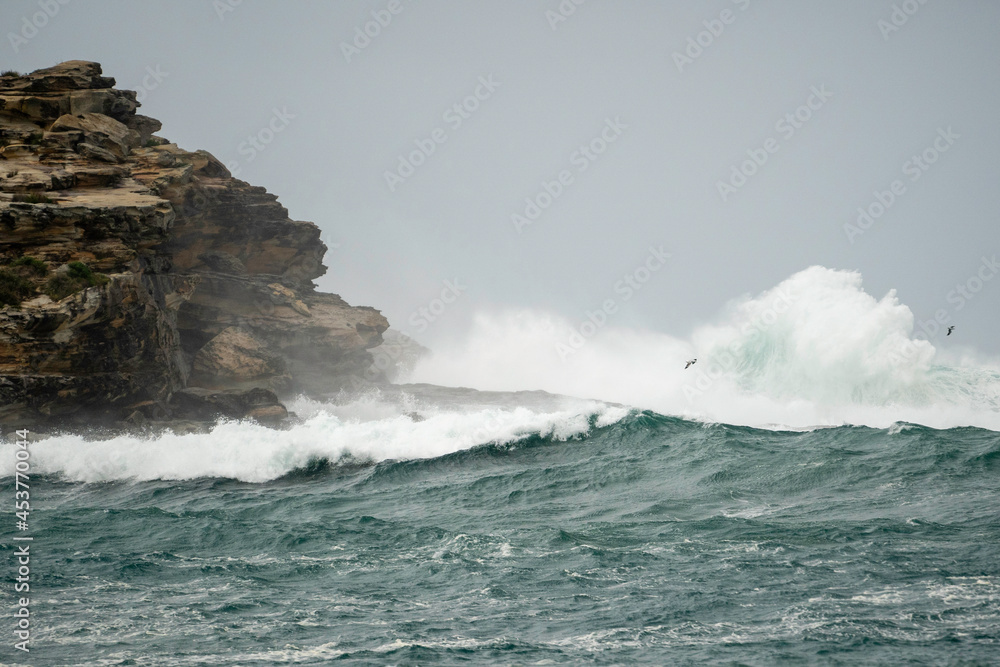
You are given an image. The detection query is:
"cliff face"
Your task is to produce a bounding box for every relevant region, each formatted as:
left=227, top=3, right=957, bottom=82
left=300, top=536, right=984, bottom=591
left=0, top=61, right=387, bottom=427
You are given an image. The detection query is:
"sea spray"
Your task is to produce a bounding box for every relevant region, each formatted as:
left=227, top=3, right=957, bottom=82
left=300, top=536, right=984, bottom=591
left=0, top=390, right=629, bottom=483
left=410, top=266, right=1000, bottom=430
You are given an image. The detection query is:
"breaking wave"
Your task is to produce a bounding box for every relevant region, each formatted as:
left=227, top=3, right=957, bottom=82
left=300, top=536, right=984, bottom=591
left=0, top=391, right=629, bottom=483
left=410, top=266, right=1000, bottom=430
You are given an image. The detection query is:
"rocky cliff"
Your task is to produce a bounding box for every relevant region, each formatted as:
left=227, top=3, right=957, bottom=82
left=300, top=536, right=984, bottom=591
left=0, top=61, right=388, bottom=428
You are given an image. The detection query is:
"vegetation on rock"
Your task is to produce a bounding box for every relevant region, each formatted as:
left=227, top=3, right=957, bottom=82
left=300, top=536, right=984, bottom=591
left=44, top=262, right=109, bottom=301
left=0, top=269, right=34, bottom=307
left=0, top=60, right=389, bottom=427
left=0, top=257, right=48, bottom=306
left=11, top=256, right=48, bottom=276
left=12, top=192, right=54, bottom=204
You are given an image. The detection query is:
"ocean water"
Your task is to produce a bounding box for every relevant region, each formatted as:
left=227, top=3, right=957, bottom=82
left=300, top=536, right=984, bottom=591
left=3, top=266, right=1000, bottom=665
left=2, top=385, right=999, bottom=666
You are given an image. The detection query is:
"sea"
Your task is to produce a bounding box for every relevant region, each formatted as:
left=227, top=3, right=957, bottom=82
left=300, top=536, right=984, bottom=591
left=3, top=266, right=1000, bottom=665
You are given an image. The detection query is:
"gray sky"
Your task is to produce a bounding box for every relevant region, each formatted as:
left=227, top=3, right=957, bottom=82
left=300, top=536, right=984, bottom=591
left=3, top=0, right=998, bottom=355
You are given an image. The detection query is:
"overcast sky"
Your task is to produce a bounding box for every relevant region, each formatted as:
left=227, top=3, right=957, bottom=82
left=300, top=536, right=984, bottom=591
left=3, top=0, right=998, bottom=355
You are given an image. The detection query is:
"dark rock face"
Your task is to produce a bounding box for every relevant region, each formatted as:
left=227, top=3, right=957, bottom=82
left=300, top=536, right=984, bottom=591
left=168, top=387, right=288, bottom=424
left=0, top=273, right=189, bottom=426
left=0, top=61, right=388, bottom=428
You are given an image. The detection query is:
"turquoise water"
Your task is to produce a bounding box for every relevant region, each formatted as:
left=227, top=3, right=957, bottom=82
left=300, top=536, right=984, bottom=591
left=3, top=396, right=999, bottom=665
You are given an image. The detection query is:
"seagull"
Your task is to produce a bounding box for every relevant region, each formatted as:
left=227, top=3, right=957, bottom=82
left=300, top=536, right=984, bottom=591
left=947, top=326, right=955, bottom=336
left=685, top=359, right=697, bottom=369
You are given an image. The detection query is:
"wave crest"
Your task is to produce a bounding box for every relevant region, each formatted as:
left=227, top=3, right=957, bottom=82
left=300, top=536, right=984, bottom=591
left=0, top=391, right=629, bottom=483
left=411, top=266, right=1000, bottom=430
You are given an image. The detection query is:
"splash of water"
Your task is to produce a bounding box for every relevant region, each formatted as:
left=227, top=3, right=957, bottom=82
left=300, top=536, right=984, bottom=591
left=1, top=390, right=628, bottom=483
left=410, top=266, right=1000, bottom=430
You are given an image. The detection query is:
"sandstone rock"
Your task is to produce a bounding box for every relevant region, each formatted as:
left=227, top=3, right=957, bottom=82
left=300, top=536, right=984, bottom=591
left=168, top=386, right=288, bottom=423
left=0, top=61, right=115, bottom=93
left=69, top=166, right=128, bottom=188
left=51, top=112, right=139, bottom=159
left=367, top=329, right=431, bottom=382
left=49, top=169, right=75, bottom=190
left=75, top=142, right=120, bottom=163
left=0, top=62, right=137, bottom=126
left=0, top=61, right=390, bottom=427
left=0, top=274, right=188, bottom=428
left=0, top=95, right=66, bottom=123
left=245, top=403, right=289, bottom=423
left=268, top=282, right=310, bottom=315
left=190, top=326, right=289, bottom=391
left=155, top=151, right=176, bottom=167
left=171, top=273, right=386, bottom=396
left=198, top=250, right=247, bottom=274
left=68, top=89, right=137, bottom=120
left=125, top=114, right=162, bottom=145
left=0, top=144, right=36, bottom=158
left=42, top=130, right=83, bottom=149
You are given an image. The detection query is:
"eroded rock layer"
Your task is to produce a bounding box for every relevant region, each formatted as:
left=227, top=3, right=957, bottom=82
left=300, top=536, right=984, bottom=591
left=0, top=61, right=387, bottom=427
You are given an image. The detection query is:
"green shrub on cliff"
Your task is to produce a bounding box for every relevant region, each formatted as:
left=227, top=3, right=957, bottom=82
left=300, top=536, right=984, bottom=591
left=0, top=257, right=50, bottom=307
left=67, top=261, right=101, bottom=283
left=12, top=192, right=53, bottom=204
left=11, top=256, right=48, bottom=277
left=0, top=270, right=34, bottom=307
left=43, top=274, right=79, bottom=301
left=0, top=70, right=20, bottom=77
left=44, top=262, right=109, bottom=301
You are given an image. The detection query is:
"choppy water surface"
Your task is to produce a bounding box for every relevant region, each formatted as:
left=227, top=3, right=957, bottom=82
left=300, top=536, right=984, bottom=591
left=2, top=388, right=999, bottom=665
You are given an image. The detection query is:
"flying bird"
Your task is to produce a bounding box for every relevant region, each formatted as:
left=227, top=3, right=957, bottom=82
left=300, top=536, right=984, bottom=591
left=947, top=326, right=955, bottom=336
left=685, top=359, right=697, bottom=369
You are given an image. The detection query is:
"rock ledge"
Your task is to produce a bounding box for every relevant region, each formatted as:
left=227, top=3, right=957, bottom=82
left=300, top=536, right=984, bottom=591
left=0, top=61, right=388, bottom=429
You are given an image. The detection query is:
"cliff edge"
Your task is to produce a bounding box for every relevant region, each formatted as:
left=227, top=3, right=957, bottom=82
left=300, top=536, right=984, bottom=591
left=0, top=61, right=388, bottom=428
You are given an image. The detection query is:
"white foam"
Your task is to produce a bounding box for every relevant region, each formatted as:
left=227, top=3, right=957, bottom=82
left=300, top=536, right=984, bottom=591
left=0, top=393, right=629, bottom=483
left=410, top=266, right=1000, bottom=431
